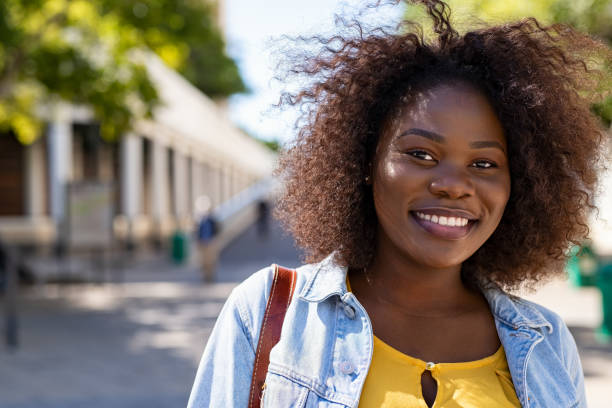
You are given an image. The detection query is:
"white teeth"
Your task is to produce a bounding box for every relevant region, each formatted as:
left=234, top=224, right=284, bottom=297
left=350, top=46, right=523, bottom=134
left=415, top=212, right=469, bottom=228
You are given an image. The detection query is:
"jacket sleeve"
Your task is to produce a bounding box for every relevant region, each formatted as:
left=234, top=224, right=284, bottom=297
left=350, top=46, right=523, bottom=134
left=187, top=268, right=272, bottom=408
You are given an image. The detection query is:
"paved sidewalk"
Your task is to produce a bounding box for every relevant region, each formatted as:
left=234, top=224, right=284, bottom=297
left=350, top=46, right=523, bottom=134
left=1, top=220, right=610, bottom=407
left=0, top=221, right=301, bottom=408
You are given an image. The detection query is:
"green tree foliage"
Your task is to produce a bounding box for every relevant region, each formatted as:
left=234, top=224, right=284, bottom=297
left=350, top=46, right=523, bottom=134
left=0, top=0, right=245, bottom=144
left=98, top=0, right=246, bottom=98
left=405, top=0, right=612, bottom=126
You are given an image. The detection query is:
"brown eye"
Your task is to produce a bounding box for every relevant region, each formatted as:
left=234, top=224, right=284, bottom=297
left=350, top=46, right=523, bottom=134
left=408, top=150, right=436, bottom=162
left=471, top=160, right=497, bottom=169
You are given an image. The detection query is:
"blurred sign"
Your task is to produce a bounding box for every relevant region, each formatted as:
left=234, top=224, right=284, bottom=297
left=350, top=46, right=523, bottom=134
left=66, top=182, right=114, bottom=249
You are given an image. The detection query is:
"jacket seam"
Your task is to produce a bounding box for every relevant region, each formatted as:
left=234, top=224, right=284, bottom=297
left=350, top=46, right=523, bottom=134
left=234, top=287, right=256, bottom=353
left=323, top=297, right=340, bottom=388
left=521, top=331, right=544, bottom=408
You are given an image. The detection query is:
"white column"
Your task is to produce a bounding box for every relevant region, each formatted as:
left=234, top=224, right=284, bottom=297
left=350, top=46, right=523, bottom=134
left=228, top=166, right=236, bottom=198
left=213, top=164, right=223, bottom=207
left=224, top=165, right=233, bottom=201
left=207, top=163, right=219, bottom=208
left=233, top=168, right=243, bottom=196
left=24, top=139, right=46, bottom=217
left=172, top=149, right=188, bottom=220
left=200, top=162, right=212, bottom=206
left=47, top=111, right=72, bottom=223
left=120, top=133, right=142, bottom=219
left=190, top=159, right=202, bottom=216
left=150, top=141, right=169, bottom=222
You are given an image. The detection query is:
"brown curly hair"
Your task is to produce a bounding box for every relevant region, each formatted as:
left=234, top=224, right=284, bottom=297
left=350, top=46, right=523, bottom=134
left=274, top=0, right=611, bottom=291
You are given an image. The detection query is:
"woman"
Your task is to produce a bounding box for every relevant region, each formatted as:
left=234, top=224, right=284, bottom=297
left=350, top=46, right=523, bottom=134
left=188, top=1, right=610, bottom=407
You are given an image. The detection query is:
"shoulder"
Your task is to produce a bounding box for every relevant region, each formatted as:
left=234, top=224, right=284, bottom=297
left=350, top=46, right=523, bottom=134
left=485, top=287, right=568, bottom=333
left=511, top=295, right=565, bottom=329
left=498, top=293, right=586, bottom=405
left=494, top=291, right=582, bottom=371
left=485, top=287, right=579, bottom=360
left=232, top=262, right=319, bottom=309
left=511, top=296, right=579, bottom=359
left=228, top=262, right=320, bottom=347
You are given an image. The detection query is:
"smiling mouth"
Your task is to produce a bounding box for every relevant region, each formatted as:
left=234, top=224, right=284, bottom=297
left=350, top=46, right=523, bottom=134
left=410, top=211, right=478, bottom=240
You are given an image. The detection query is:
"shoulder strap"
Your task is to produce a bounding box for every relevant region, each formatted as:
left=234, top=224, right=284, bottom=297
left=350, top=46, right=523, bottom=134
left=248, top=264, right=297, bottom=408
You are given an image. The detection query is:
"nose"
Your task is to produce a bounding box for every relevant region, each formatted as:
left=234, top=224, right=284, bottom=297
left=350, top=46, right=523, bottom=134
left=428, top=165, right=475, bottom=199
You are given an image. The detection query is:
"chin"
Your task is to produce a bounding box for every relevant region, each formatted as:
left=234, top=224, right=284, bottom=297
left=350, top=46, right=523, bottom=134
left=415, top=250, right=473, bottom=270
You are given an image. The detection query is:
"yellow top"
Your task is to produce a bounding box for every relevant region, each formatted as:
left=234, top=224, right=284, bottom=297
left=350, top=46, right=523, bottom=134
left=346, top=278, right=521, bottom=408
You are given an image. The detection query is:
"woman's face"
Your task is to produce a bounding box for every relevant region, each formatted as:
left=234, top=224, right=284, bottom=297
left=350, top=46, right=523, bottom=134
left=372, top=82, right=511, bottom=269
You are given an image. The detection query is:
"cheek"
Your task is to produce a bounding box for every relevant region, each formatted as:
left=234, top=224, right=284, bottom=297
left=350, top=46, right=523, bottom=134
left=481, top=174, right=511, bottom=222
left=372, top=165, right=406, bottom=225
left=372, top=160, right=414, bottom=209
left=372, top=183, right=399, bottom=223
left=373, top=160, right=396, bottom=195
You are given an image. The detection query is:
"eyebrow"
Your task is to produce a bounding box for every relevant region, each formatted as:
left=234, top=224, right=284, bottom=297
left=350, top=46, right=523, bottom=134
left=398, top=128, right=506, bottom=152
left=399, top=128, right=444, bottom=143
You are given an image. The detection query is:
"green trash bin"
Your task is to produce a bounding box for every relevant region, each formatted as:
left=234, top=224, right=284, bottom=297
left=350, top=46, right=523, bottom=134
left=171, top=230, right=189, bottom=264
left=597, top=262, right=612, bottom=342
left=566, top=244, right=598, bottom=287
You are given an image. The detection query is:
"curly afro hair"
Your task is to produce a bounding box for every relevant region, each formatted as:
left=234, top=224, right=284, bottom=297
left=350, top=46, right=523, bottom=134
left=275, top=0, right=611, bottom=291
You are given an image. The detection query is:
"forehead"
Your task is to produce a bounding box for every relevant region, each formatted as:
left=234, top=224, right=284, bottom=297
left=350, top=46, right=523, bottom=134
left=383, top=82, right=506, bottom=146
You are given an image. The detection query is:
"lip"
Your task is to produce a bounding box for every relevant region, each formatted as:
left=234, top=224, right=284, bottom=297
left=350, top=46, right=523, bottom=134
left=409, top=208, right=478, bottom=240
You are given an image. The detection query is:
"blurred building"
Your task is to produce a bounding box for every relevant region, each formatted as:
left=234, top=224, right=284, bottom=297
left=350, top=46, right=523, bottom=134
left=0, top=53, right=276, bottom=254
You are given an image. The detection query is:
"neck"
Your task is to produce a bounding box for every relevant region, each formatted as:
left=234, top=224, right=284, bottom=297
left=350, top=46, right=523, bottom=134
left=363, top=235, right=476, bottom=314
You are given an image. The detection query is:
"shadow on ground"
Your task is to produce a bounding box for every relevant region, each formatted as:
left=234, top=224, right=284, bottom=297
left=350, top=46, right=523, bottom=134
left=0, top=284, right=231, bottom=408
left=0, top=220, right=301, bottom=408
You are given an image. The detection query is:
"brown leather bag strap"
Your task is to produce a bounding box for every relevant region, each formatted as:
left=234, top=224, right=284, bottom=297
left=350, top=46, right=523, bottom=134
left=248, top=264, right=297, bottom=408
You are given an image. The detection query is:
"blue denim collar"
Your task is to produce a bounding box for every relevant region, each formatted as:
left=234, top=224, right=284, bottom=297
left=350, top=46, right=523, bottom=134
left=298, top=253, right=348, bottom=303
left=298, top=254, right=553, bottom=333
left=482, top=285, right=553, bottom=333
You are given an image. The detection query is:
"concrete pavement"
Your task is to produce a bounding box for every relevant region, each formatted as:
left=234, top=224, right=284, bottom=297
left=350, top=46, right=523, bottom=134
left=0, top=221, right=301, bottom=408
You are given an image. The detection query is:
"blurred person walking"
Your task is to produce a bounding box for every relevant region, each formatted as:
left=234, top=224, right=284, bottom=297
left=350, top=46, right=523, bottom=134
left=256, top=200, right=270, bottom=238
left=195, top=195, right=218, bottom=282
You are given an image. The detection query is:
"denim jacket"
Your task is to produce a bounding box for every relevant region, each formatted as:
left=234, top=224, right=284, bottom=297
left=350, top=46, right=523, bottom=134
left=187, top=255, right=586, bottom=408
